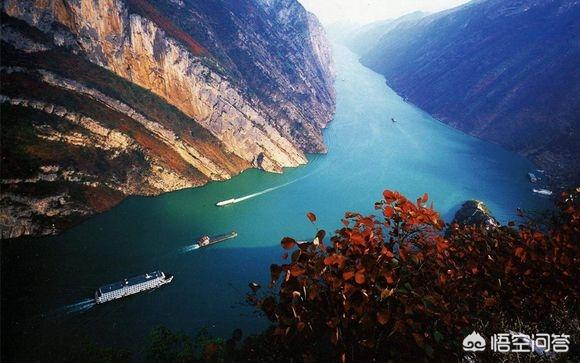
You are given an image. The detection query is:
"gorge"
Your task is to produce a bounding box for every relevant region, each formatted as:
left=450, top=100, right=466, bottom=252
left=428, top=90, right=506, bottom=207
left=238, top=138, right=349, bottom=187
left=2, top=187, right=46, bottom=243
left=1, top=0, right=335, bottom=239
left=1, top=0, right=574, bottom=360
left=351, top=0, right=580, bottom=188
left=1, top=44, right=549, bottom=361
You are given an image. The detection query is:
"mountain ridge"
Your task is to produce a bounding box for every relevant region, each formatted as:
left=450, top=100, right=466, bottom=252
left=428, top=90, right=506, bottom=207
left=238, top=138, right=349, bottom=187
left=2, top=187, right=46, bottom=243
left=354, top=0, right=580, bottom=187
left=0, top=0, right=335, bottom=238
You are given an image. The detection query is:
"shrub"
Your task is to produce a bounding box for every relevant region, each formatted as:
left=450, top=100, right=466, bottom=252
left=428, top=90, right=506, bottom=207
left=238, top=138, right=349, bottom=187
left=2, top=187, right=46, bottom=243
left=247, top=189, right=579, bottom=361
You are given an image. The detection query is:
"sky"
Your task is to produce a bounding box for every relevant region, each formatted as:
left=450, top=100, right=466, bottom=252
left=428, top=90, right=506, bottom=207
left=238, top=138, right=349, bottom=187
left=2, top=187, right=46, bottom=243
left=298, top=0, right=470, bottom=25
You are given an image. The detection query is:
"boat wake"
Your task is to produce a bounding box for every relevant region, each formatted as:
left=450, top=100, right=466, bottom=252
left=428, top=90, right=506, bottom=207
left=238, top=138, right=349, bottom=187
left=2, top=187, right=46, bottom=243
left=62, top=298, right=96, bottom=314
left=179, top=244, right=200, bottom=254
left=394, top=125, right=421, bottom=151
left=47, top=298, right=96, bottom=318
left=216, top=174, right=311, bottom=207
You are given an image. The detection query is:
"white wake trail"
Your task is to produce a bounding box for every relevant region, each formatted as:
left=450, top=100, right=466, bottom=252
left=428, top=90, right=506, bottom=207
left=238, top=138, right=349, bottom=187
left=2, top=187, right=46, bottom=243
left=48, top=298, right=96, bottom=318
left=179, top=244, right=200, bottom=254
left=218, top=173, right=311, bottom=206
left=63, top=298, right=95, bottom=313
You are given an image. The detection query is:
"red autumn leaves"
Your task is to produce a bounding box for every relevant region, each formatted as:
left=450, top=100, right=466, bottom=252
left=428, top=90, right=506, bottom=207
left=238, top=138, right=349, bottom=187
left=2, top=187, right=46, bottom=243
left=247, top=189, right=579, bottom=361
left=281, top=237, right=297, bottom=250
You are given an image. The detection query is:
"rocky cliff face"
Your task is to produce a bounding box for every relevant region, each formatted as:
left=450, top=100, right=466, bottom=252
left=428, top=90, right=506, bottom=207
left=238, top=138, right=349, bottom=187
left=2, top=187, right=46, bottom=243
left=358, top=0, right=579, bottom=188
left=0, top=0, right=335, bottom=238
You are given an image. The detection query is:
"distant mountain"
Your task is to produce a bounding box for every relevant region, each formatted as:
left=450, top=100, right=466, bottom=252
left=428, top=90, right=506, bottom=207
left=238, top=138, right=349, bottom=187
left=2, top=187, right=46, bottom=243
left=358, top=0, right=580, bottom=187
left=344, top=11, right=427, bottom=55
left=325, top=21, right=362, bottom=42
left=0, top=0, right=335, bottom=238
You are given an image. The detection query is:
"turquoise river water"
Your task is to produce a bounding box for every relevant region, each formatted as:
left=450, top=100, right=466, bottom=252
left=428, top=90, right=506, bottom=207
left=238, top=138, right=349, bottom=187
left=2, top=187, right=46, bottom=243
left=1, top=45, right=549, bottom=360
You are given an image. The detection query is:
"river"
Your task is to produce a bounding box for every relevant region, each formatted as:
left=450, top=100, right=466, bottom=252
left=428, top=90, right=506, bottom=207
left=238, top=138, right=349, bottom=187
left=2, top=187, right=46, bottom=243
left=1, top=45, right=549, bottom=360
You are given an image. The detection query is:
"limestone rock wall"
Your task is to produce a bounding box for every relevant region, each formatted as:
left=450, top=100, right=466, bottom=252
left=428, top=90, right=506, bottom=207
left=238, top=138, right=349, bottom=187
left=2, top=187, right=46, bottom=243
left=1, top=0, right=336, bottom=238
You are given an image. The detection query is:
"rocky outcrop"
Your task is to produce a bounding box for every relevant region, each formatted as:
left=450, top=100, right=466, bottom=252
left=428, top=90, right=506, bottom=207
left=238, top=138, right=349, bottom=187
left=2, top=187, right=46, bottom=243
left=0, top=0, right=335, bottom=238
left=453, top=200, right=500, bottom=228
left=359, top=0, right=580, bottom=188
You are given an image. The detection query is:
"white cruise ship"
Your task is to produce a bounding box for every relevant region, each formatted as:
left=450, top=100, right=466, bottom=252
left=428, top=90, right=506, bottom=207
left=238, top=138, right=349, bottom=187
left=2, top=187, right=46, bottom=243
left=95, top=271, right=173, bottom=304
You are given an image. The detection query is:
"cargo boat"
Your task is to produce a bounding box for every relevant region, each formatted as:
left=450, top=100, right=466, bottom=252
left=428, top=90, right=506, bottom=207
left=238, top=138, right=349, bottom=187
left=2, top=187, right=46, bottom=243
left=95, top=271, right=173, bottom=304
left=196, top=231, right=237, bottom=247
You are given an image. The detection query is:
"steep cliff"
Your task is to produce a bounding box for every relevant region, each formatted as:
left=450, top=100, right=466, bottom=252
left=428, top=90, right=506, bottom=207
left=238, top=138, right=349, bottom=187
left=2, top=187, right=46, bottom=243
left=359, top=0, right=580, bottom=187
left=0, top=0, right=335, bottom=238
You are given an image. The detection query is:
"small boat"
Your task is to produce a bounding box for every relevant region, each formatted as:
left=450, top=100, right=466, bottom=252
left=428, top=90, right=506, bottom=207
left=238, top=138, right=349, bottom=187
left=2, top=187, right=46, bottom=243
left=95, top=271, right=173, bottom=304
left=216, top=198, right=236, bottom=207
left=528, top=172, right=538, bottom=183
left=533, top=188, right=553, bottom=196
left=391, top=117, right=397, bottom=123
left=196, top=231, right=238, bottom=248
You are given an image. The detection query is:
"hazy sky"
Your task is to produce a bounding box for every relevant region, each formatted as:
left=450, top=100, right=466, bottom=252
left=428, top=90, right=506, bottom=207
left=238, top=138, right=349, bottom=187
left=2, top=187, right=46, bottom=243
left=298, top=0, right=470, bottom=25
